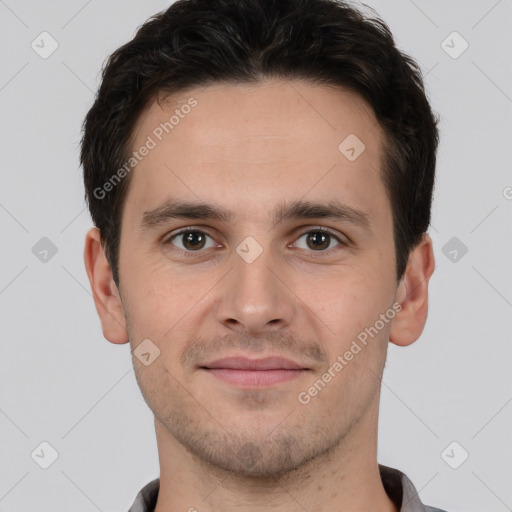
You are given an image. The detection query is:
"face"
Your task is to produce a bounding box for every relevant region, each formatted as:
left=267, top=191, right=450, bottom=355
left=115, top=79, right=400, bottom=477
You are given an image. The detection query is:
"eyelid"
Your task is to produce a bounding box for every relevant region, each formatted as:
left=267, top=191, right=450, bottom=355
left=295, top=225, right=348, bottom=243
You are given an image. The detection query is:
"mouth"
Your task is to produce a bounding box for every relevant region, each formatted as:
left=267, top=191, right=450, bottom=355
left=200, top=356, right=310, bottom=387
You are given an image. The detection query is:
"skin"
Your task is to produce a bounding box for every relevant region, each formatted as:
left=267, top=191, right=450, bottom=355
left=84, top=79, right=435, bottom=512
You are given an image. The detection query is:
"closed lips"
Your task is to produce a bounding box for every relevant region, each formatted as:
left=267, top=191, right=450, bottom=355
left=201, top=356, right=308, bottom=370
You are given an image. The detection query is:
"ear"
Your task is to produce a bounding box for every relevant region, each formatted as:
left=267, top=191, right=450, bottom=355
left=83, top=227, right=129, bottom=344
left=389, top=233, right=435, bottom=347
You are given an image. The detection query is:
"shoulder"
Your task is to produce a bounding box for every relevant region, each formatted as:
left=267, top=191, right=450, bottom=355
left=379, top=464, right=449, bottom=512
left=128, top=478, right=160, bottom=512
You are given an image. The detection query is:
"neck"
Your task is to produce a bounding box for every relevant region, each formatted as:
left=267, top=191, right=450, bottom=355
left=153, top=403, right=398, bottom=512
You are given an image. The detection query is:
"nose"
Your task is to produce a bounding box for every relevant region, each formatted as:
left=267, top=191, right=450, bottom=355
left=214, top=244, right=296, bottom=337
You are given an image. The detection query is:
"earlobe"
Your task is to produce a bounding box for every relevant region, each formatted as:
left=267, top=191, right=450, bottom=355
left=389, top=233, right=435, bottom=347
left=83, top=227, right=129, bottom=344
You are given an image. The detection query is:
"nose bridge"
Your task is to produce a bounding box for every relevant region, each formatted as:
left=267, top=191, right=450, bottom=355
left=215, top=237, right=295, bottom=334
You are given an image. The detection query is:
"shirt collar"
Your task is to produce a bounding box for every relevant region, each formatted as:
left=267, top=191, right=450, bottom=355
left=379, top=464, right=430, bottom=511
left=128, top=465, right=434, bottom=512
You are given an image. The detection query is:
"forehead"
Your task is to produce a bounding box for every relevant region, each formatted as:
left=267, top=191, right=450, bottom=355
left=124, top=79, right=389, bottom=226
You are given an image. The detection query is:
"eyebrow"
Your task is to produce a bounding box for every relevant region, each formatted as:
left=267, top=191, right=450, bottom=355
left=140, top=198, right=372, bottom=233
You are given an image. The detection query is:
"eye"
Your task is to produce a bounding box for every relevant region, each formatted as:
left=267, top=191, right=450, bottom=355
left=163, top=226, right=347, bottom=256
left=166, top=229, right=218, bottom=252
left=292, top=228, right=344, bottom=252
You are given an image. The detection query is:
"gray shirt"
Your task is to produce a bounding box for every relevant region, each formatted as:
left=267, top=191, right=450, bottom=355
left=128, top=464, right=448, bottom=511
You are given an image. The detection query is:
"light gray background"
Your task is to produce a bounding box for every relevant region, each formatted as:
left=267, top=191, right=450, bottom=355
left=1, top=1, right=511, bottom=511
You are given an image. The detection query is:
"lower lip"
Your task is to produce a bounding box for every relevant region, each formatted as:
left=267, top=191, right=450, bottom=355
left=204, top=368, right=308, bottom=387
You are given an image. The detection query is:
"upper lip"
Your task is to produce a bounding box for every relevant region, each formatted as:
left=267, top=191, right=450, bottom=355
left=201, top=356, right=307, bottom=371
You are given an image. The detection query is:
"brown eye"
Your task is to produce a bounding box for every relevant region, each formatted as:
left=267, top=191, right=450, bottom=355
left=305, top=231, right=330, bottom=250
left=293, top=229, right=343, bottom=252
left=167, top=230, right=216, bottom=252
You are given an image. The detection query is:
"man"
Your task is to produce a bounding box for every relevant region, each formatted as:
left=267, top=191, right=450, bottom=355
left=81, top=0, right=446, bottom=510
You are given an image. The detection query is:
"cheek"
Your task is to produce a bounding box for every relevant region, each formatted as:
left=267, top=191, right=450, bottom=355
left=129, top=285, right=196, bottom=340
left=132, top=354, right=192, bottom=423
left=120, top=265, right=178, bottom=342
left=306, top=271, right=393, bottom=378
left=309, top=269, right=390, bottom=329
left=121, top=257, right=223, bottom=356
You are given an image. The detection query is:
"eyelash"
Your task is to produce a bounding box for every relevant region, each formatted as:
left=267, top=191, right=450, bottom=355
left=163, top=226, right=348, bottom=258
